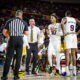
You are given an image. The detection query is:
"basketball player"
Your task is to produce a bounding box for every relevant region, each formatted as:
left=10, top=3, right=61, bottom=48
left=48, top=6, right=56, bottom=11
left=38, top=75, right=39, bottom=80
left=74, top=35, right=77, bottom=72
left=61, top=10, right=80, bottom=76
left=48, top=13, right=63, bottom=74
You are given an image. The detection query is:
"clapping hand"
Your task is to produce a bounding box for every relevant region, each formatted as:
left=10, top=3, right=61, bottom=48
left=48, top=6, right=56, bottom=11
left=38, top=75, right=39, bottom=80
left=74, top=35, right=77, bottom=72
left=50, top=27, right=56, bottom=32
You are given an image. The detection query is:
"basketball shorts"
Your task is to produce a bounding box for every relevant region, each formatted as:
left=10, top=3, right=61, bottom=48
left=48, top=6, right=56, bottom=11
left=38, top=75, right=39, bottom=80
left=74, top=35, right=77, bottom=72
left=48, top=40, right=61, bottom=56
left=64, top=34, right=77, bottom=50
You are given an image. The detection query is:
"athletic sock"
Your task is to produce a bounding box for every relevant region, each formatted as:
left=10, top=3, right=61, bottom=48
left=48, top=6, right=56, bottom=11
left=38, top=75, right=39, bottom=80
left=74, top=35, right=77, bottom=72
left=66, top=66, right=70, bottom=76
left=73, top=66, right=76, bottom=75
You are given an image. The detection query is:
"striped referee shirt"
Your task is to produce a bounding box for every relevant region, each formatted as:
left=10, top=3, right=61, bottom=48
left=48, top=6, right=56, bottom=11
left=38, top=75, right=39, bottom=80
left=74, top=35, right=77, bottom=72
left=5, top=17, right=28, bottom=36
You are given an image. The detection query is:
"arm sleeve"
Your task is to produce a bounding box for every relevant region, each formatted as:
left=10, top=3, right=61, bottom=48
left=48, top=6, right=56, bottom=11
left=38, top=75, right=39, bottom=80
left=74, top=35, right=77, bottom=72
left=24, top=21, right=28, bottom=31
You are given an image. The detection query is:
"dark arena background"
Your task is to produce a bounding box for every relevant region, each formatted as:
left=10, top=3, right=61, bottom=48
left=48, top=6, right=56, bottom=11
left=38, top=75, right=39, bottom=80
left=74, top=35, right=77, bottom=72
left=0, top=0, right=80, bottom=80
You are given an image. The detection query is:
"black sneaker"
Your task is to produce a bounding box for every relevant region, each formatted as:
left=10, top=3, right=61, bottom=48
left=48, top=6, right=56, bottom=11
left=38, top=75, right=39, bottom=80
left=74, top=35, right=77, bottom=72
left=55, top=69, right=60, bottom=76
left=14, top=76, right=20, bottom=80
left=48, top=67, right=52, bottom=74
left=26, top=71, right=30, bottom=75
left=1, top=76, right=8, bottom=80
left=56, top=69, right=59, bottom=74
left=55, top=72, right=60, bottom=76
left=32, top=71, right=37, bottom=75
left=73, top=73, right=77, bottom=76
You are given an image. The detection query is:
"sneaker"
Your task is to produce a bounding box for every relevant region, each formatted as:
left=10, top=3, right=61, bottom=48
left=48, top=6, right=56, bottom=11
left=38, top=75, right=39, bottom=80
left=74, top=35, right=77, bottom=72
left=55, top=73, right=60, bottom=76
left=48, top=67, right=52, bottom=74
left=19, top=72, right=25, bottom=76
left=26, top=71, right=30, bottom=75
left=1, top=76, right=8, bottom=80
left=55, top=69, right=60, bottom=76
left=61, top=72, right=66, bottom=76
left=66, top=71, right=70, bottom=77
left=14, top=76, right=20, bottom=80
left=73, top=72, right=77, bottom=76
left=32, top=71, right=37, bottom=75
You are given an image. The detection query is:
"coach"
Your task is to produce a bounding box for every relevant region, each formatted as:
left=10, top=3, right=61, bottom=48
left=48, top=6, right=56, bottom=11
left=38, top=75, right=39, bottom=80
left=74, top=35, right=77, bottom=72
left=1, top=10, right=28, bottom=80
left=26, top=19, right=40, bottom=75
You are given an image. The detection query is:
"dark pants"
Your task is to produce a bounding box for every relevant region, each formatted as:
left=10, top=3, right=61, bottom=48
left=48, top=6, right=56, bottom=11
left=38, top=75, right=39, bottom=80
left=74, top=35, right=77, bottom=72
left=26, top=42, right=38, bottom=72
left=3, top=36, right=23, bottom=77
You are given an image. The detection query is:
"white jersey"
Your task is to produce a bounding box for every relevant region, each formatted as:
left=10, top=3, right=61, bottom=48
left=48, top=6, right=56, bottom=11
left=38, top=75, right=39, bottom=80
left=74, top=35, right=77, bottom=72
left=64, top=17, right=76, bottom=33
left=63, top=17, right=77, bottom=49
left=48, top=23, right=63, bottom=42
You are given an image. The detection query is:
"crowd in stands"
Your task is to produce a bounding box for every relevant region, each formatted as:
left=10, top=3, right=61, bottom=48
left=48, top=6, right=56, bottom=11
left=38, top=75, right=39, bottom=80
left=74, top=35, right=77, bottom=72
left=0, top=0, right=80, bottom=16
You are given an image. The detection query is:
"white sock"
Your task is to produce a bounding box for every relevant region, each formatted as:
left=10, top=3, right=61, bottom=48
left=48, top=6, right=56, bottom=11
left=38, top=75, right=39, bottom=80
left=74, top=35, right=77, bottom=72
left=66, top=66, right=70, bottom=76
left=66, top=66, right=69, bottom=72
left=73, top=66, right=76, bottom=74
left=56, top=52, right=60, bottom=71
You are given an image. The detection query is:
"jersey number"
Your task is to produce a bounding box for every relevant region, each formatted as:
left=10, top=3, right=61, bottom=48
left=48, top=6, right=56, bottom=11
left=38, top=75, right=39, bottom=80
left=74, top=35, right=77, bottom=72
left=52, top=31, right=56, bottom=35
left=52, top=28, right=57, bottom=35
left=70, top=25, right=74, bottom=31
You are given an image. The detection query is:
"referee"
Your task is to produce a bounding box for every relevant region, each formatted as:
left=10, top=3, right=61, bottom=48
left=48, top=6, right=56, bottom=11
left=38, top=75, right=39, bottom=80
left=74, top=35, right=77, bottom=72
left=1, top=10, right=28, bottom=80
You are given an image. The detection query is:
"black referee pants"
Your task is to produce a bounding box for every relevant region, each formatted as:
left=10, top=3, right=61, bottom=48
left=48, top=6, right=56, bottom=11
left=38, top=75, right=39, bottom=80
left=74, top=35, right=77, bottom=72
left=26, top=43, right=38, bottom=72
left=3, top=36, right=23, bottom=77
